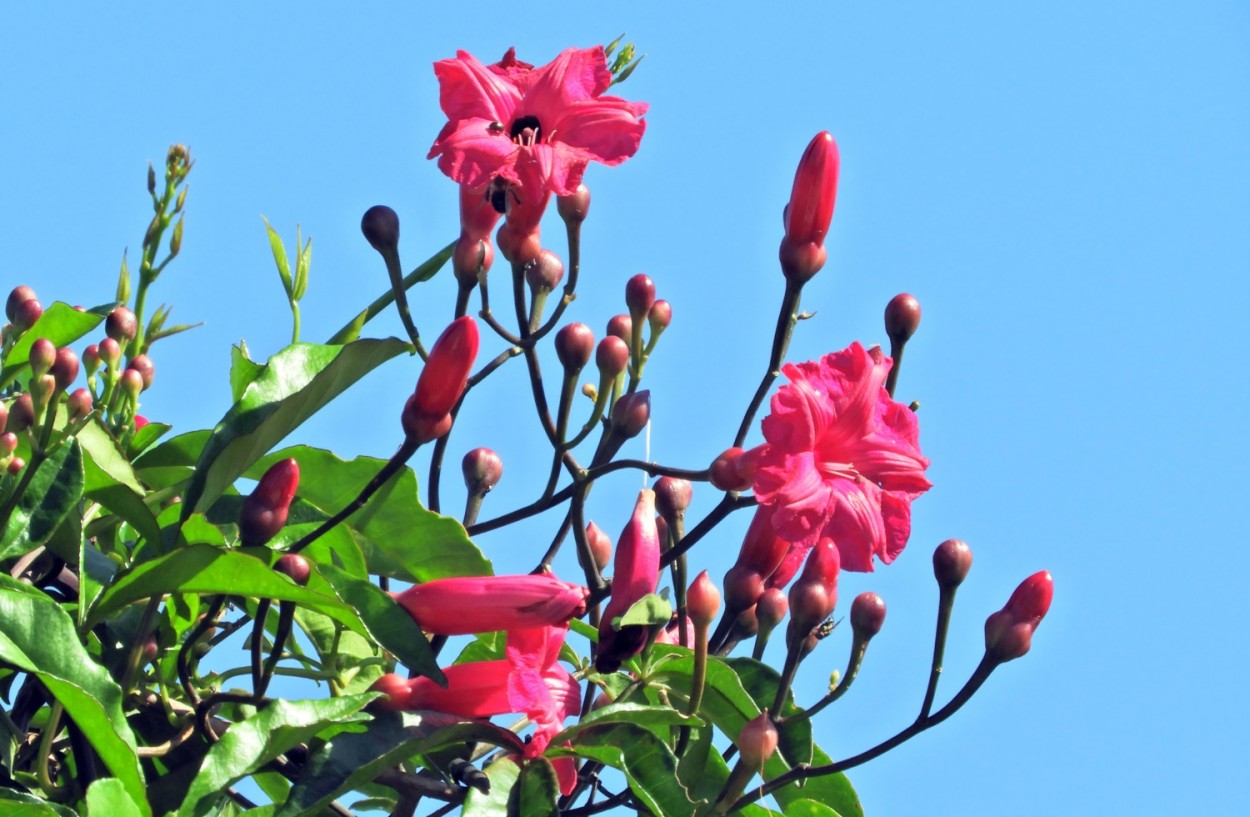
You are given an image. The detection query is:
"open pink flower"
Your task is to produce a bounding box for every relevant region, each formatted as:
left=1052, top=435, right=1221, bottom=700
left=752, top=342, right=931, bottom=572
left=428, top=47, right=648, bottom=200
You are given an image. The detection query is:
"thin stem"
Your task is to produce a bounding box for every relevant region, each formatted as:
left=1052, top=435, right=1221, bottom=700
left=327, top=241, right=455, bottom=346
left=919, top=585, right=958, bottom=719
left=250, top=598, right=272, bottom=693
left=381, top=247, right=424, bottom=355
left=780, top=636, right=870, bottom=726
left=734, top=278, right=804, bottom=447
left=886, top=339, right=906, bottom=397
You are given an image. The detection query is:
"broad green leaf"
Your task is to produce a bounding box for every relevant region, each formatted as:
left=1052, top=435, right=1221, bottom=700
left=0, top=302, right=107, bottom=388
left=127, top=421, right=173, bottom=457
left=726, top=657, right=813, bottom=767
left=784, top=799, right=845, bottom=817
left=0, top=789, right=79, bottom=817
left=614, top=591, right=673, bottom=629
left=0, top=577, right=148, bottom=815
left=86, top=778, right=144, bottom=817
left=510, top=757, right=558, bottom=817
left=453, top=630, right=505, bottom=665
left=552, top=723, right=692, bottom=817
left=133, top=429, right=210, bottom=490
left=556, top=701, right=701, bottom=745
left=180, top=339, right=410, bottom=517
left=177, top=695, right=375, bottom=817
left=462, top=756, right=519, bottom=817
left=316, top=562, right=443, bottom=682
left=230, top=344, right=265, bottom=403
left=79, top=419, right=162, bottom=549
left=0, top=439, right=83, bottom=561
left=250, top=446, right=490, bottom=582
left=769, top=745, right=862, bottom=817
left=278, top=713, right=525, bottom=817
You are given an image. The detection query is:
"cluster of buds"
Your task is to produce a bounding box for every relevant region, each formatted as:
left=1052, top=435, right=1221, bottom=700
left=83, top=305, right=154, bottom=430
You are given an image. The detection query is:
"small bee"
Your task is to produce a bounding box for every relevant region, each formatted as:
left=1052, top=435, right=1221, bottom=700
left=486, top=176, right=519, bottom=214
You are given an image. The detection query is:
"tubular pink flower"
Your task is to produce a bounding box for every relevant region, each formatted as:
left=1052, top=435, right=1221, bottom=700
left=428, top=47, right=648, bottom=200
left=392, top=574, right=589, bottom=635
left=597, top=489, right=660, bottom=672
left=753, top=342, right=931, bottom=572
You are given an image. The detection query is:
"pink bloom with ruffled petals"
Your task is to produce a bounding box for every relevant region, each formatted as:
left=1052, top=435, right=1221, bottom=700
left=428, top=47, right=648, bottom=199
left=752, top=342, right=931, bottom=572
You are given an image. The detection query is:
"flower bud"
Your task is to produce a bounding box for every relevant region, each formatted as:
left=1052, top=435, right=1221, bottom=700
left=7, top=394, right=35, bottom=433
left=723, top=565, right=765, bottom=614
left=731, top=605, right=760, bottom=640
left=238, top=458, right=301, bottom=547
left=28, top=339, right=56, bottom=376
left=597, top=489, right=660, bottom=672
left=126, top=355, right=155, bottom=390
left=134, top=415, right=150, bottom=430
left=0, top=404, right=7, bottom=433
left=606, top=314, right=632, bottom=342
left=884, top=293, right=922, bottom=347
left=556, top=183, right=591, bottom=225
left=653, top=476, right=692, bottom=521
left=360, top=205, right=400, bottom=254
left=8, top=456, right=26, bottom=475
left=524, top=249, right=564, bottom=294
left=555, top=323, right=595, bottom=373
left=6, top=286, right=36, bottom=321
left=756, top=586, right=789, bottom=634
left=453, top=235, right=493, bottom=284
left=120, top=369, right=144, bottom=401
left=647, top=300, right=672, bottom=335
left=495, top=221, right=542, bottom=266
left=105, top=306, right=138, bottom=342
left=585, top=521, right=612, bottom=571
left=687, top=570, right=721, bottom=629
left=51, top=348, right=80, bottom=390
left=787, top=539, right=840, bottom=645
left=624, top=274, right=655, bottom=322
left=596, top=336, right=629, bottom=378
left=984, top=570, right=1053, bottom=663
left=275, top=553, right=311, bottom=586
left=83, top=344, right=101, bottom=378
left=12, top=299, right=43, bottom=332
left=98, top=338, right=122, bottom=369
left=462, top=447, right=503, bottom=495
left=783, top=132, right=839, bottom=247
left=0, top=432, right=16, bottom=456
left=732, top=505, right=790, bottom=581
left=369, top=673, right=412, bottom=712
left=933, top=538, right=973, bottom=590
left=67, top=388, right=93, bottom=420
left=737, top=711, right=779, bottom=773
left=402, top=317, right=480, bottom=444
left=610, top=390, right=650, bottom=439
left=709, top=446, right=759, bottom=492
left=850, top=592, right=886, bottom=640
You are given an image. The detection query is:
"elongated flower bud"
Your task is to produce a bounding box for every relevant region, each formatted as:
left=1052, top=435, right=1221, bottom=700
left=625, top=274, right=656, bottom=322
left=597, top=489, right=660, bottom=672
left=779, top=131, right=840, bottom=283
left=596, top=336, right=629, bottom=378
left=709, top=446, right=760, bottom=492
left=51, top=348, right=79, bottom=390
left=29, top=338, right=55, bottom=376
left=984, top=570, right=1054, bottom=663
left=585, top=521, right=612, bottom=571
left=402, top=317, right=480, bottom=444
left=238, top=458, right=301, bottom=547
left=687, top=570, right=721, bottom=629
left=787, top=539, right=840, bottom=645
left=738, top=711, right=779, bottom=773
left=394, top=574, right=589, bottom=635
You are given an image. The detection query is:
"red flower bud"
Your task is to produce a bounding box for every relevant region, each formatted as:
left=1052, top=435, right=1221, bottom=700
left=787, top=539, right=840, bottom=644
left=585, top=521, right=612, bottom=571
left=524, top=249, right=565, bottom=293
left=624, top=274, right=656, bottom=322
left=67, top=388, right=93, bottom=420
left=12, top=299, right=42, bottom=331
left=653, top=476, right=692, bottom=520
left=884, top=293, right=922, bottom=347
left=8, top=457, right=26, bottom=475
left=687, top=570, right=721, bottom=629
left=556, top=183, right=591, bottom=225
left=105, top=306, right=138, bottom=342
left=453, top=235, right=493, bottom=284
left=28, top=339, right=56, bottom=376
left=933, top=539, right=973, bottom=589
left=737, top=711, right=779, bottom=773
left=850, top=592, right=886, bottom=640
left=647, top=300, right=672, bottom=334
left=723, top=565, right=765, bottom=614
left=8, top=394, right=35, bottom=433
left=611, top=390, right=650, bottom=439
left=756, top=586, right=789, bottom=633
left=462, top=447, right=503, bottom=495
left=555, top=323, right=595, bottom=373
left=51, top=348, right=79, bottom=390
left=596, top=336, right=629, bottom=378
left=126, top=355, right=155, bottom=390
left=98, top=338, right=122, bottom=369
left=597, top=489, right=660, bottom=672
left=0, top=432, right=17, bottom=456
left=984, top=570, right=1053, bottom=663
left=783, top=132, right=840, bottom=247
left=82, top=344, right=101, bottom=376
left=709, top=446, right=760, bottom=492
left=606, top=314, right=632, bottom=342
left=6, top=286, right=36, bottom=321
left=361, top=205, right=400, bottom=254
left=403, top=317, right=480, bottom=443
left=275, top=553, right=311, bottom=586
left=238, top=458, right=301, bottom=547
left=369, top=673, right=412, bottom=712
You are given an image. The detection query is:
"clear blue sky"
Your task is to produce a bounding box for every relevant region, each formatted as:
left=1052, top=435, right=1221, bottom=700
left=3, top=2, right=1248, bottom=815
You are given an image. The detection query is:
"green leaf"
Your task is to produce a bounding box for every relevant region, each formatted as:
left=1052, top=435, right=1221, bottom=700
left=725, top=657, right=812, bottom=767
left=0, top=577, right=149, bottom=815
left=557, top=701, right=701, bottom=744
left=769, top=745, right=862, bottom=817
left=278, top=713, right=525, bottom=817
left=117, top=250, right=131, bottom=303
left=783, top=799, right=845, bottom=817
left=462, top=756, right=519, bottom=817
left=292, top=607, right=383, bottom=694
left=0, top=789, right=79, bottom=817
left=325, top=241, right=455, bottom=345
left=262, top=216, right=293, bottom=297
left=177, top=695, right=375, bottom=817
left=127, top=421, right=172, bottom=457
left=230, top=344, right=265, bottom=404
left=614, top=591, right=673, bottom=629
left=180, top=339, right=410, bottom=517
left=553, top=723, right=692, bottom=817
left=133, top=429, right=210, bottom=490
left=86, top=778, right=145, bottom=817
left=0, top=439, right=84, bottom=561
left=250, top=446, right=490, bottom=582
left=293, top=231, right=311, bottom=302
left=79, top=419, right=162, bottom=550
left=510, top=757, right=558, bottom=817
left=0, top=302, right=106, bottom=388
left=316, top=562, right=443, bottom=682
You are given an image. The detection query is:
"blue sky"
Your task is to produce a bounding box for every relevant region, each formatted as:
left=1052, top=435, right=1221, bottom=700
left=3, top=2, right=1249, bottom=815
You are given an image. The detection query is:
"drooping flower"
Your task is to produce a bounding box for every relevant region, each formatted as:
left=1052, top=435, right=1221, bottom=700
left=392, top=574, right=589, bottom=636
left=752, top=342, right=931, bottom=572
left=428, top=47, right=648, bottom=201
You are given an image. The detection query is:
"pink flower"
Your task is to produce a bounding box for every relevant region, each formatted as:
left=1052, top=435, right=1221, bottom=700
left=597, top=489, right=661, bottom=672
left=392, top=574, right=589, bottom=635
left=428, top=47, right=648, bottom=200
left=753, top=342, right=931, bottom=572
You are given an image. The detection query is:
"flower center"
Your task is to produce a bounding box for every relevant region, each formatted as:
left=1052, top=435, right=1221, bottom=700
left=816, top=459, right=858, bottom=481
left=510, top=115, right=543, bottom=146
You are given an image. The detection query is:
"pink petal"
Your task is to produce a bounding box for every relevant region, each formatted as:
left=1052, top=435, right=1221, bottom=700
left=550, top=98, right=648, bottom=167
left=433, top=51, right=521, bottom=125
left=430, top=118, right=520, bottom=190
left=522, top=47, right=612, bottom=110
left=824, top=479, right=887, bottom=572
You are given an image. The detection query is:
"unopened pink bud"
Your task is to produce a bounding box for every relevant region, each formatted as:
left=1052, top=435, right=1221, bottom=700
left=687, top=570, right=721, bottom=629
left=403, top=317, right=480, bottom=443
left=6, top=286, right=36, bottom=321
left=585, top=521, right=612, bottom=571
left=555, top=323, right=595, bottom=373
left=0, top=432, right=16, bottom=456
left=787, top=539, right=840, bottom=644
left=275, top=553, right=311, bottom=586
left=985, top=570, right=1053, bottom=663
left=360, top=205, right=400, bottom=254
left=238, top=458, right=301, bottom=547
left=98, top=338, right=121, bottom=368
left=884, top=293, right=922, bottom=347
left=556, top=184, right=591, bottom=225
left=850, top=592, right=886, bottom=640
left=8, top=394, right=35, bottom=433
left=933, top=539, right=973, bottom=589
left=393, top=574, right=589, bottom=635
left=709, top=446, right=760, bottom=492
left=611, top=390, right=650, bottom=439
left=67, top=388, right=93, bottom=420
left=647, top=300, right=672, bottom=334
left=51, top=348, right=79, bottom=390
left=524, top=249, right=565, bottom=293
left=462, top=447, right=503, bottom=494
left=723, top=566, right=765, bottom=613
left=369, top=673, right=412, bottom=712
left=8, top=456, right=26, bottom=475
left=606, top=314, right=632, bottom=342
left=29, top=339, right=56, bottom=376
left=453, top=235, right=494, bottom=284
left=596, top=336, right=629, bottom=378
left=738, top=711, right=779, bottom=773
left=783, top=131, right=840, bottom=247
left=624, top=274, right=656, bottom=322
left=105, top=307, right=138, bottom=342
left=83, top=344, right=101, bottom=376
left=126, top=355, right=155, bottom=390
left=12, top=299, right=42, bottom=331
left=654, top=476, right=693, bottom=520
left=756, top=587, right=789, bottom=633
left=597, top=489, right=661, bottom=672
left=120, top=369, right=144, bottom=400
